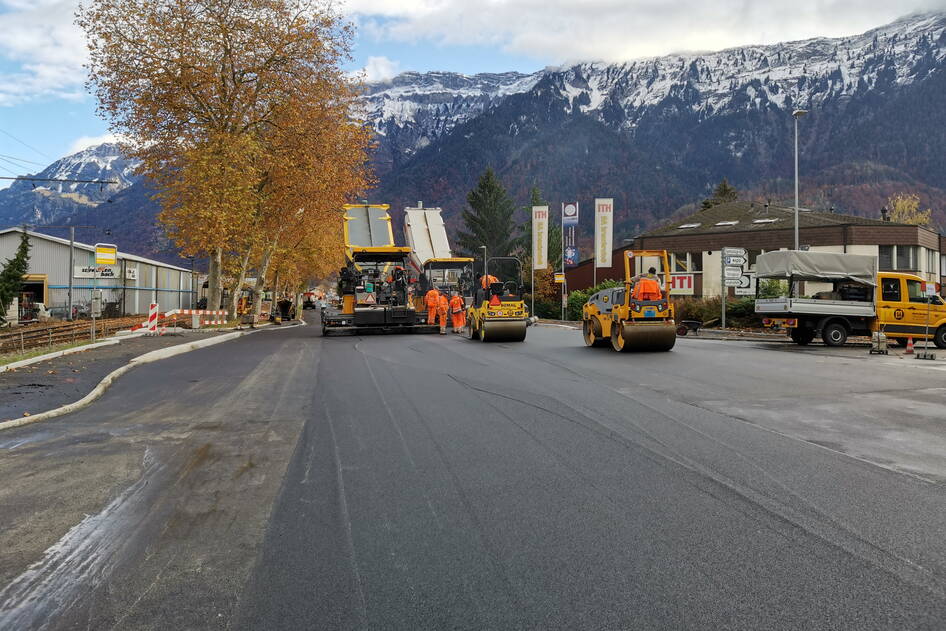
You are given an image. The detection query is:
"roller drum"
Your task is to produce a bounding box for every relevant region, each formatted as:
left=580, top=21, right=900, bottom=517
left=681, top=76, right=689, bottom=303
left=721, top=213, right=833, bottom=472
left=583, top=318, right=610, bottom=348
left=479, top=320, right=527, bottom=343
left=612, top=320, right=676, bottom=352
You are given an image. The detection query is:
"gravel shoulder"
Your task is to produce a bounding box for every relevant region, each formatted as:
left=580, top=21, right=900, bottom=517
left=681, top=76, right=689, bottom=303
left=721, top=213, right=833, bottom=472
left=0, top=331, right=228, bottom=420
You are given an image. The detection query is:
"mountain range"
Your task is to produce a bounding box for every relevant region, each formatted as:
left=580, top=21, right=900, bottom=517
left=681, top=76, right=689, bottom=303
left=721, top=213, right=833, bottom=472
left=2, top=11, right=945, bottom=259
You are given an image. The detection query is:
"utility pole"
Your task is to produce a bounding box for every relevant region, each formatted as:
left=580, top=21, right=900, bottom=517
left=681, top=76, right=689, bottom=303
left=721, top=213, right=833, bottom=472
left=68, top=227, right=75, bottom=320
left=792, top=109, right=808, bottom=250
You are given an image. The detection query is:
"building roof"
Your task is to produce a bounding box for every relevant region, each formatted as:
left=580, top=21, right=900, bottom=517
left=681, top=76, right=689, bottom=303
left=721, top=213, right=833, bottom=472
left=643, top=201, right=908, bottom=237
left=0, top=228, right=190, bottom=272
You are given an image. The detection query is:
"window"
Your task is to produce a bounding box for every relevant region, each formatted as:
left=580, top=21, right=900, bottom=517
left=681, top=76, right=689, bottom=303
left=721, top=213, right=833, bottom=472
left=879, top=245, right=894, bottom=271
left=691, top=252, right=703, bottom=272
left=907, top=279, right=927, bottom=303
left=715, top=220, right=739, bottom=226
left=941, top=255, right=946, bottom=277
left=928, top=249, right=937, bottom=276
left=673, top=252, right=689, bottom=272
left=677, top=223, right=701, bottom=229
left=752, top=218, right=778, bottom=224
left=896, top=245, right=917, bottom=271
left=881, top=278, right=901, bottom=302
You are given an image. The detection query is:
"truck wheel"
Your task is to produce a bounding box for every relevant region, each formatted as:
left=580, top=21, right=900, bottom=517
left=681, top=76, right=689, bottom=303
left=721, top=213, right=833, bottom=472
left=933, top=326, right=946, bottom=350
left=790, top=328, right=814, bottom=345
left=822, top=322, right=848, bottom=347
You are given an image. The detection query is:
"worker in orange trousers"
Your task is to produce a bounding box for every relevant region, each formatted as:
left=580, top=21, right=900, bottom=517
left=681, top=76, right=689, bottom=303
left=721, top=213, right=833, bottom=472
left=449, top=292, right=466, bottom=333
left=424, top=287, right=440, bottom=325
left=437, top=293, right=450, bottom=334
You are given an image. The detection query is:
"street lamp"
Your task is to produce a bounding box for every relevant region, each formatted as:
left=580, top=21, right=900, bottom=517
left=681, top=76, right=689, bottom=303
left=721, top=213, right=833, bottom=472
left=792, top=109, right=808, bottom=250
left=479, top=245, right=487, bottom=276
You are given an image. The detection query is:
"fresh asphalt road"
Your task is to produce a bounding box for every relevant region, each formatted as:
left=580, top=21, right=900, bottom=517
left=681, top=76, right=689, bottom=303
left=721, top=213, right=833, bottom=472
left=1, top=316, right=946, bottom=630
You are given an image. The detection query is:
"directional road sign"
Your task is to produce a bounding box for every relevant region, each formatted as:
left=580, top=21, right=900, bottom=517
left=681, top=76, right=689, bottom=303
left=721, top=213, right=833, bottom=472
left=722, top=247, right=746, bottom=257
left=724, top=279, right=742, bottom=287
left=723, top=266, right=743, bottom=279
left=725, top=275, right=754, bottom=289
left=724, top=255, right=746, bottom=266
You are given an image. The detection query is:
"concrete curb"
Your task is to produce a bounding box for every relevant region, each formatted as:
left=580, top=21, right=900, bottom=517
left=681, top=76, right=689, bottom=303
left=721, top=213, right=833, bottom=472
left=0, top=339, right=122, bottom=373
left=0, top=329, right=253, bottom=432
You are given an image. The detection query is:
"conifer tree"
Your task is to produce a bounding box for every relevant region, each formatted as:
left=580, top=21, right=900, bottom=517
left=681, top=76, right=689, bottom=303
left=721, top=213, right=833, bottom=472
left=457, top=168, right=519, bottom=259
left=701, top=177, right=739, bottom=210
left=0, top=229, right=31, bottom=319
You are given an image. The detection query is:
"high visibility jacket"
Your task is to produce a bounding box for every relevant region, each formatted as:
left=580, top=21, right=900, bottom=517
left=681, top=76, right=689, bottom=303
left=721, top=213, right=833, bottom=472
left=632, top=277, right=662, bottom=301
left=437, top=295, right=449, bottom=315
left=425, top=289, right=441, bottom=307
left=449, top=295, right=465, bottom=314
left=480, top=274, right=499, bottom=289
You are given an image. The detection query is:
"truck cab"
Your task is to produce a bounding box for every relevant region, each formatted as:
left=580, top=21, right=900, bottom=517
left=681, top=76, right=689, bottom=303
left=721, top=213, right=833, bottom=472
left=876, top=273, right=946, bottom=347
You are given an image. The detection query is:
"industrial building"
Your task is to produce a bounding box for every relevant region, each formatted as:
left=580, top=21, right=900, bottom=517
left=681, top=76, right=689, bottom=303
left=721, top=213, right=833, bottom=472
left=566, top=201, right=944, bottom=297
left=0, top=228, right=196, bottom=318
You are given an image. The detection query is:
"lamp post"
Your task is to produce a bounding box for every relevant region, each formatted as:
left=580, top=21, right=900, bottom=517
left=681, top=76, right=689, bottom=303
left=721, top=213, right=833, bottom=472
left=792, top=109, right=808, bottom=250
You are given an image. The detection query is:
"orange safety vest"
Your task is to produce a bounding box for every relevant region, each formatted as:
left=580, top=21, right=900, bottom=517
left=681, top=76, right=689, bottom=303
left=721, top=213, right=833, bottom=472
left=632, top=277, right=662, bottom=301
left=481, top=274, right=499, bottom=289
left=425, top=288, right=441, bottom=307
left=437, top=295, right=449, bottom=315
left=449, top=295, right=464, bottom=313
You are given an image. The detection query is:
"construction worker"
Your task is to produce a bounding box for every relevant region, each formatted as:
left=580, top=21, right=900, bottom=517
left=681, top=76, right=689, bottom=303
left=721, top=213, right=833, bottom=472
left=449, top=292, right=466, bottom=333
left=481, top=273, right=499, bottom=289
left=632, top=267, right=663, bottom=301
left=437, top=292, right=450, bottom=334
left=424, top=286, right=441, bottom=325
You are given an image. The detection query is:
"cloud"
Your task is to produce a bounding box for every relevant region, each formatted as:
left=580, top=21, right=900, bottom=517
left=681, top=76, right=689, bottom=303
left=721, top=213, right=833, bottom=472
left=0, top=0, right=87, bottom=105
left=347, top=0, right=946, bottom=63
left=360, top=55, right=401, bottom=81
left=67, top=133, right=125, bottom=154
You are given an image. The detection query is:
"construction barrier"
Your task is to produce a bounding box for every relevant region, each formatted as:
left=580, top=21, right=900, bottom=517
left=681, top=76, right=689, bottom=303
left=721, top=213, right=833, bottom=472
left=146, top=303, right=159, bottom=335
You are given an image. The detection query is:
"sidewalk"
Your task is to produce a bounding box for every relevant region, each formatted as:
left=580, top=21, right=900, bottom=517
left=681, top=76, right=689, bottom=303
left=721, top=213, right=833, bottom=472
left=0, top=331, right=227, bottom=420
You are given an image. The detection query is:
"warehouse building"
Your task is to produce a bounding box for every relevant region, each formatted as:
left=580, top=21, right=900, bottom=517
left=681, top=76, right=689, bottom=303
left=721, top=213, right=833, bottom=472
left=0, top=228, right=196, bottom=318
left=566, top=201, right=944, bottom=297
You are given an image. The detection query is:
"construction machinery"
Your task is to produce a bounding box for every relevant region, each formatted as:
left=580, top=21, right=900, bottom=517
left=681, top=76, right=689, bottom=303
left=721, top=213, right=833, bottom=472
left=321, top=203, right=427, bottom=335
left=466, top=256, right=529, bottom=342
left=582, top=249, right=676, bottom=352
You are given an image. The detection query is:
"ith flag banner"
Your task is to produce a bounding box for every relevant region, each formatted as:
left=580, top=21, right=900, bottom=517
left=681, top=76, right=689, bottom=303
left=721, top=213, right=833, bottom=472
left=532, top=205, right=549, bottom=270
left=594, top=198, right=614, bottom=268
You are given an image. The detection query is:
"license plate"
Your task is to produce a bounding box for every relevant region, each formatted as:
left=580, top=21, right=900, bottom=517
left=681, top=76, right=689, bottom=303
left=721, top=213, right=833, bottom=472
left=644, top=308, right=656, bottom=317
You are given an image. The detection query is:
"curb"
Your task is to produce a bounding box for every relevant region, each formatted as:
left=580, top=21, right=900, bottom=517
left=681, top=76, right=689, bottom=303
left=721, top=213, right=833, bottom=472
left=0, top=339, right=122, bottom=373
left=0, top=329, right=253, bottom=432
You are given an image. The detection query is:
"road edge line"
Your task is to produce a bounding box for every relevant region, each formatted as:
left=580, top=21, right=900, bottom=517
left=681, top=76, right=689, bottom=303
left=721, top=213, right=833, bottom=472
left=0, top=330, right=252, bottom=432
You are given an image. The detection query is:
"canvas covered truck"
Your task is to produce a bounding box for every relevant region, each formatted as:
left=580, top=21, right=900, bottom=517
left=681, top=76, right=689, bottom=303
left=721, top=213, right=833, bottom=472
left=754, top=250, right=946, bottom=348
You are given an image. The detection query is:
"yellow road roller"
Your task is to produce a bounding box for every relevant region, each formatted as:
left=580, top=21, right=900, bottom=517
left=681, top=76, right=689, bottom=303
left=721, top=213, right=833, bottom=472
left=582, top=249, right=676, bottom=352
left=466, top=256, right=528, bottom=342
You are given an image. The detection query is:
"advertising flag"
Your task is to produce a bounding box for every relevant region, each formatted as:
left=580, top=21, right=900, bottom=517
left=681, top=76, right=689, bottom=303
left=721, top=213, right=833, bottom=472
left=564, top=246, right=579, bottom=267
left=562, top=202, right=579, bottom=227
left=532, top=205, right=548, bottom=270
left=594, top=198, right=614, bottom=268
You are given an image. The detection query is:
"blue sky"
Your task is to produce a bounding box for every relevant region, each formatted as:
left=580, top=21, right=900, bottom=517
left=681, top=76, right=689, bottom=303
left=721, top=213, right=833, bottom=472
left=1, top=0, right=943, bottom=182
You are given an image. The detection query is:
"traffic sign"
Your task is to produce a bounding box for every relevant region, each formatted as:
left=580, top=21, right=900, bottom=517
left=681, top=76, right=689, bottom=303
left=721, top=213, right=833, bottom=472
left=723, top=266, right=743, bottom=279
left=734, top=273, right=756, bottom=295
left=722, top=247, right=746, bottom=257
left=554, top=272, right=565, bottom=283
left=724, top=255, right=746, bottom=266
left=724, top=278, right=741, bottom=287
left=95, top=243, right=117, bottom=265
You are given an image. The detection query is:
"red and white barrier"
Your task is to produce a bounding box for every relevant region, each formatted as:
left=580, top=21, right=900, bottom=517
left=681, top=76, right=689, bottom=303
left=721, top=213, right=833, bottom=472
left=201, top=320, right=225, bottom=326
left=146, top=303, right=159, bottom=335
left=165, top=309, right=227, bottom=317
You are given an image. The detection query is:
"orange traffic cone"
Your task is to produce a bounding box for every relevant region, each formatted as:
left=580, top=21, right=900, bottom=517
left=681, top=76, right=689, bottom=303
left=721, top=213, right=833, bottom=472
left=905, top=337, right=914, bottom=354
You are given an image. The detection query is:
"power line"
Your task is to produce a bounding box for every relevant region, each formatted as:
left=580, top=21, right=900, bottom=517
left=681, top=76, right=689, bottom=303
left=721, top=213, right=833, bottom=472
left=0, top=153, right=45, bottom=167
left=0, top=176, right=118, bottom=184
left=0, top=128, right=54, bottom=161
left=0, top=155, right=30, bottom=173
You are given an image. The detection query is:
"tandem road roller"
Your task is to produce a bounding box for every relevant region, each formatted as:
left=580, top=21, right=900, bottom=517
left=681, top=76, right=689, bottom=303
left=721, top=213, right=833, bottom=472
left=466, top=257, right=529, bottom=342
left=582, top=249, right=676, bottom=352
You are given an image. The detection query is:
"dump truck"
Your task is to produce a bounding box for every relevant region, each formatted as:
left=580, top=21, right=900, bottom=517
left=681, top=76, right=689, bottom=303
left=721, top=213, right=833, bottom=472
left=754, top=250, right=946, bottom=348
left=465, top=256, right=529, bottom=342
left=582, top=249, right=676, bottom=352
left=321, top=203, right=428, bottom=335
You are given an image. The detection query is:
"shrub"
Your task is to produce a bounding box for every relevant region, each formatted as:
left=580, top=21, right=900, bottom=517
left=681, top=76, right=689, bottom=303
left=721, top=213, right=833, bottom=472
left=565, top=279, right=622, bottom=321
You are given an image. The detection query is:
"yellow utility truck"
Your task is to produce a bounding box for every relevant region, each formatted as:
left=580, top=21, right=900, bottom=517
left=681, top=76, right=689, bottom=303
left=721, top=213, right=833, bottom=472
left=754, top=250, right=946, bottom=348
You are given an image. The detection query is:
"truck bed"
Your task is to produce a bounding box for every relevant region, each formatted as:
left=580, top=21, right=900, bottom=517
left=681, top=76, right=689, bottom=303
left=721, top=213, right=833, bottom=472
left=755, top=297, right=876, bottom=317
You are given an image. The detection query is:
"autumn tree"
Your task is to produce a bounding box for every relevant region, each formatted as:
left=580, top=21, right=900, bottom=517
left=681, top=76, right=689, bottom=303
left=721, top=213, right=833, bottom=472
left=78, top=0, right=372, bottom=313
left=887, top=193, right=933, bottom=227
left=0, top=229, right=30, bottom=320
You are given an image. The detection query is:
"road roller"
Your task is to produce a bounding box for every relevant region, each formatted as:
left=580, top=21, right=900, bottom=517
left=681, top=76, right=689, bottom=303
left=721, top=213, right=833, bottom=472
left=466, top=256, right=529, bottom=342
left=582, top=249, right=676, bottom=352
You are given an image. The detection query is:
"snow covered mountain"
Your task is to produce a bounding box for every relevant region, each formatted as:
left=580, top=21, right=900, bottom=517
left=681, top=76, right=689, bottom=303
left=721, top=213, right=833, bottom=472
left=0, top=143, right=140, bottom=226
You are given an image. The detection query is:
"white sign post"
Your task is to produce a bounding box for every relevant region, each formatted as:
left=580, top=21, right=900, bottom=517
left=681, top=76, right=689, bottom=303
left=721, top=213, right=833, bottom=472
left=720, top=247, right=748, bottom=329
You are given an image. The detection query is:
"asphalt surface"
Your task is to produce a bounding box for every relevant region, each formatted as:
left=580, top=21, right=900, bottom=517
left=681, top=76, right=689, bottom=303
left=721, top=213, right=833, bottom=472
left=1, top=314, right=945, bottom=630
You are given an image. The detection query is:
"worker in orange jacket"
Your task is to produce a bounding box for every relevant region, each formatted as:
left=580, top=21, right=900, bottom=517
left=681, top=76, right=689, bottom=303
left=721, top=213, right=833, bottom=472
left=437, top=293, right=450, bottom=334
left=480, top=274, right=499, bottom=289
left=631, top=267, right=663, bottom=301
left=449, top=292, right=466, bottom=333
left=424, top=287, right=441, bottom=325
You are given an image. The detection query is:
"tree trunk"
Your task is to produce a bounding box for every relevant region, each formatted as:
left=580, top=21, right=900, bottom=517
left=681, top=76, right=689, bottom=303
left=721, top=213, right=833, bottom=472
left=207, top=247, right=223, bottom=311
left=229, top=249, right=252, bottom=318
left=252, top=241, right=277, bottom=316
